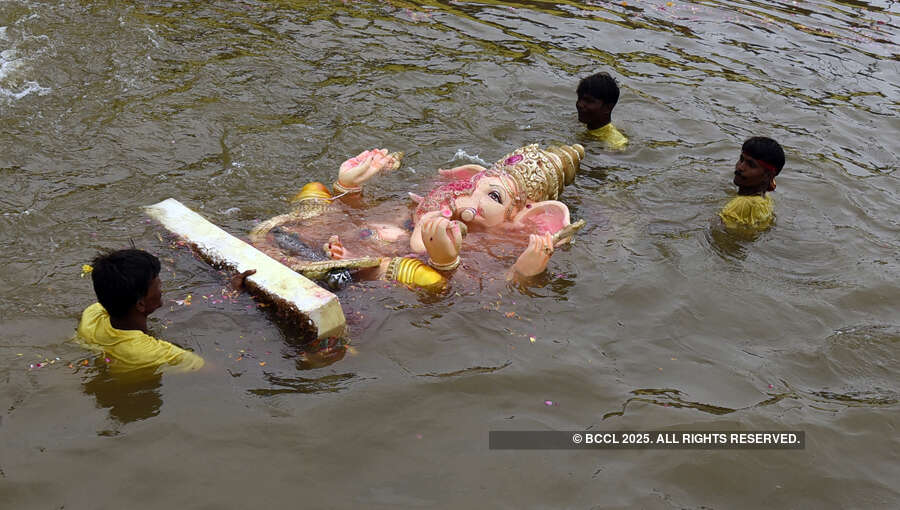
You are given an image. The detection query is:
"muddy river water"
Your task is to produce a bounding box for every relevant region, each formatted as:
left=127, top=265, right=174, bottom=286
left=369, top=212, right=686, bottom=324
left=1, top=1, right=898, bottom=508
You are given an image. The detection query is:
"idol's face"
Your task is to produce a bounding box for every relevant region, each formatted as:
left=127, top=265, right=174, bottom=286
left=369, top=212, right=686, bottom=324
left=453, top=174, right=518, bottom=228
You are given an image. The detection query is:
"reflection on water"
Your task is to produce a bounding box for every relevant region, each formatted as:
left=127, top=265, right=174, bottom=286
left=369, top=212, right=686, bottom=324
left=783, top=324, right=900, bottom=408
left=416, top=360, right=511, bottom=377
left=602, top=387, right=797, bottom=419
left=292, top=336, right=349, bottom=370
left=809, top=389, right=897, bottom=406
left=81, top=367, right=163, bottom=425
left=249, top=371, right=357, bottom=396
left=705, top=220, right=765, bottom=260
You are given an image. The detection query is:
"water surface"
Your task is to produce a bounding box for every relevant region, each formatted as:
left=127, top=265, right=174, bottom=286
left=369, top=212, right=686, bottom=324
left=1, top=0, right=898, bottom=508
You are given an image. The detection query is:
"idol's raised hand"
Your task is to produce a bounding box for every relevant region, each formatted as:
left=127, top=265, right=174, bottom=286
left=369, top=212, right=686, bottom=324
left=336, top=149, right=402, bottom=190
left=511, top=233, right=554, bottom=277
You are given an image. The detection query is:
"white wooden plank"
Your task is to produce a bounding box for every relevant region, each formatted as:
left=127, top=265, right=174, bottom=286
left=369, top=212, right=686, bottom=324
left=144, top=198, right=346, bottom=339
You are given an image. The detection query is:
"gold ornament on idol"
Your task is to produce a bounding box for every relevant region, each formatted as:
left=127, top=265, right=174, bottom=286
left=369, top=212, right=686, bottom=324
left=488, top=143, right=585, bottom=209
left=289, top=181, right=335, bottom=220
left=385, top=257, right=446, bottom=290
left=428, top=255, right=461, bottom=271
left=332, top=180, right=362, bottom=194
left=249, top=181, right=335, bottom=242
left=291, top=182, right=333, bottom=203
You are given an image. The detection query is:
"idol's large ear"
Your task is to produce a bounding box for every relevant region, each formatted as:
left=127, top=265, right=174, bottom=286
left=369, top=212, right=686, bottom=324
left=437, top=164, right=486, bottom=181
left=511, top=201, right=570, bottom=235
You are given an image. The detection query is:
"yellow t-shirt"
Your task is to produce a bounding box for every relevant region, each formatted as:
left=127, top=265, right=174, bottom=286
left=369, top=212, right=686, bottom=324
left=719, top=195, right=775, bottom=229
left=76, top=303, right=204, bottom=373
left=588, top=123, right=628, bottom=149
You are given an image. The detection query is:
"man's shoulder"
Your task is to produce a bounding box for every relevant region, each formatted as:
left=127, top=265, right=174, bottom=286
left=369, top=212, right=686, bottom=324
left=76, top=303, right=108, bottom=342
left=588, top=123, right=628, bottom=149
left=720, top=195, right=774, bottom=228
left=80, top=302, right=106, bottom=320
left=76, top=303, right=147, bottom=346
left=74, top=304, right=203, bottom=371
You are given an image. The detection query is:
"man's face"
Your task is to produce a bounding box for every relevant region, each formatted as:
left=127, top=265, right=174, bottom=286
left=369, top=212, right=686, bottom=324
left=140, top=276, right=163, bottom=315
left=576, top=93, right=606, bottom=125
left=733, top=152, right=771, bottom=189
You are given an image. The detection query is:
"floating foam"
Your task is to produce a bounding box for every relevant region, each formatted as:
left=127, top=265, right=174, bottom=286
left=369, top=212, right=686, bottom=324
left=145, top=198, right=346, bottom=340
left=0, top=49, right=50, bottom=100
left=0, top=49, right=22, bottom=79
left=0, top=80, right=50, bottom=100
left=450, top=149, right=489, bottom=166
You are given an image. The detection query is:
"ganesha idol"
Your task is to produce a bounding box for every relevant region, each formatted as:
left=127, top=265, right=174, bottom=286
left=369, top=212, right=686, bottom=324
left=248, top=143, right=587, bottom=292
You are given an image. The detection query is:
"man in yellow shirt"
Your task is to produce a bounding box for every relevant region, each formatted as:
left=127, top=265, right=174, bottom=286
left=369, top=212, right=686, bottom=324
left=719, top=137, right=785, bottom=229
left=576, top=71, right=628, bottom=150
left=76, top=249, right=253, bottom=373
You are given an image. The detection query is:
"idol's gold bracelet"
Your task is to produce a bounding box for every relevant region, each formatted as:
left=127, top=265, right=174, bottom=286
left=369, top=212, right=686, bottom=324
left=428, top=255, right=461, bottom=271
left=332, top=180, right=362, bottom=194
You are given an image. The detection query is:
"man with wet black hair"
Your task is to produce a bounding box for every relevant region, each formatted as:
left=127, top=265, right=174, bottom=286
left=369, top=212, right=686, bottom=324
left=77, top=249, right=255, bottom=372
left=720, top=136, right=786, bottom=229
left=576, top=71, right=628, bottom=149
left=90, top=249, right=162, bottom=320
left=741, top=136, right=785, bottom=177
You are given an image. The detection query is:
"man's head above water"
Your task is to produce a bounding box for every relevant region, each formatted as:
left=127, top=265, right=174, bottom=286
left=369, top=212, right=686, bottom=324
left=91, top=249, right=162, bottom=330
left=734, top=136, right=785, bottom=196
left=576, top=71, right=620, bottom=130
